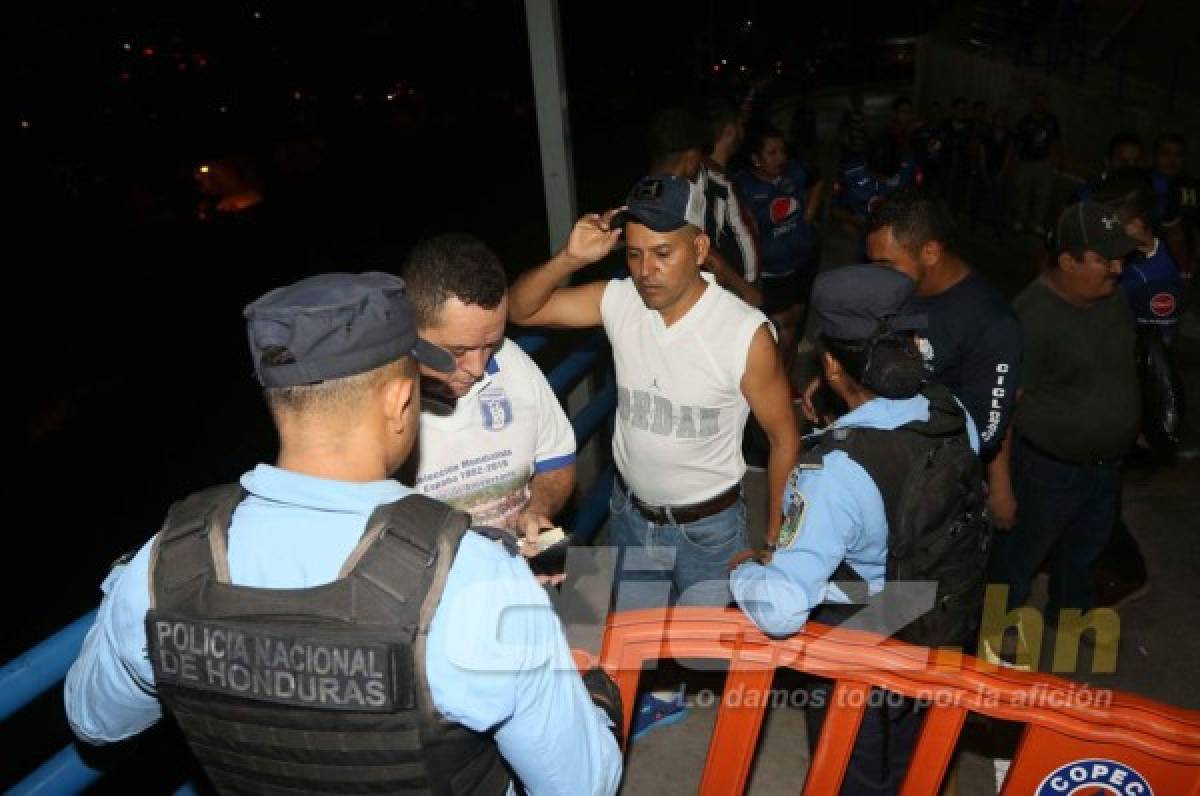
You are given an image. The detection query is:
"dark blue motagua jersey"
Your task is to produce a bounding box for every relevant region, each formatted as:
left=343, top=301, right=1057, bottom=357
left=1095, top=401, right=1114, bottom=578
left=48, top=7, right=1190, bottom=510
left=833, top=157, right=920, bottom=219
left=736, top=162, right=818, bottom=276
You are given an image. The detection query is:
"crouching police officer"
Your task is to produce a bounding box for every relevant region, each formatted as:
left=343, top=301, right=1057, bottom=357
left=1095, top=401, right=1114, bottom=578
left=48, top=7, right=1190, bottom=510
left=65, top=273, right=623, bottom=795
left=730, top=264, right=989, bottom=795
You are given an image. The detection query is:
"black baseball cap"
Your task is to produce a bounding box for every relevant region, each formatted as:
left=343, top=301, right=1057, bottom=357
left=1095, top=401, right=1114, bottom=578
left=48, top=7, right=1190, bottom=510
left=244, top=272, right=455, bottom=388
left=812, top=265, right=928, bottom=340
left=608, top=175, right=707, bottom=233
left=1054, top=200, right=1140, bottom=260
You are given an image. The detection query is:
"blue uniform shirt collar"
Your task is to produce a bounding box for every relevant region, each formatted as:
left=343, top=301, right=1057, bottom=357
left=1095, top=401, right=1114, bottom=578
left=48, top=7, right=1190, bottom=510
left=240, top=464, right=412, bottom=516
left=819, top=394, right=930, bottom=436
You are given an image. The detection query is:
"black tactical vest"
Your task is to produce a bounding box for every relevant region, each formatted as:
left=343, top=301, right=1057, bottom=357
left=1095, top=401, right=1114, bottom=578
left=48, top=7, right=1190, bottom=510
left=803, top=383, right=991, bottom=650
left=146, top=484, right=510, bottom=795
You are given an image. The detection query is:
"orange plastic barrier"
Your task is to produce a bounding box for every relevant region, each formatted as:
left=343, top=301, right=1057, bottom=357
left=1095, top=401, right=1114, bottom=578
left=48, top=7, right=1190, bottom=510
left=576, top=608, right=1200, bottom=795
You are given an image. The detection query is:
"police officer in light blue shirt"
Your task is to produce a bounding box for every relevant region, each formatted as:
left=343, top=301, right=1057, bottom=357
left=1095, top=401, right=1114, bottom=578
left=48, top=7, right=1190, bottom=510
left=64, top=272, right=623, bottom=796
left=729, top=265, right=979, bottom=637
left=729, top=264, right=982, bottom=796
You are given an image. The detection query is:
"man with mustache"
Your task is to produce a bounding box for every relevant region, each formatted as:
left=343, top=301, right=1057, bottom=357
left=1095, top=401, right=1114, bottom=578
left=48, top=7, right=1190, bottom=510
left=509, top=175, right=800, bottom=735
left=991, top=201, right=1142, bottom=632
left=400, top=233, right=576, bottom=551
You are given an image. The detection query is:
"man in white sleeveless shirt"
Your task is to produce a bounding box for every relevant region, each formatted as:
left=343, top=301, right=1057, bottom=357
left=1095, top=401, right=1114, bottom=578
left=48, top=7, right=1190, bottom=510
left=509, top=176, right=799, bottom=614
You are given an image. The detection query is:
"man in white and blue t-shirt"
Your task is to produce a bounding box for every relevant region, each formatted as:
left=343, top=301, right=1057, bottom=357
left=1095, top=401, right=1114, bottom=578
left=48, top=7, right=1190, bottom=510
left=401, top=234, right=576, bottom=545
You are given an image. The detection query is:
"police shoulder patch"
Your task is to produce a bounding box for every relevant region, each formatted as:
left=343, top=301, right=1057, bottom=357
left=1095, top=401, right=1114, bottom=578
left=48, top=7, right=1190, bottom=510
left=777, top=492, right=808, bottom=550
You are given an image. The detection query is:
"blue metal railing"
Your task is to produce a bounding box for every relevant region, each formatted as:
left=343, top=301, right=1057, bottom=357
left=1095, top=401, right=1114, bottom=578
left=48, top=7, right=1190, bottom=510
left=2, top=332, right=616, bottom=794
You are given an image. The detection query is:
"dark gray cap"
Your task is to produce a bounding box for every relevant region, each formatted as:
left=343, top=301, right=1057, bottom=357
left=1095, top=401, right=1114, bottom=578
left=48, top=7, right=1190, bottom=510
left=244, top=272, right=455, bottom=388
left=812, top=264, right=928, bottom=340
left=1054, top=200, right=1140, bottom=260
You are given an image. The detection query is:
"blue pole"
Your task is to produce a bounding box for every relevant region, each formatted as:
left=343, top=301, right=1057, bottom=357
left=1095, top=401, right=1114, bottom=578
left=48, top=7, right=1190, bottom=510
left=0, top=610, right=96, bottom=723
left=8, top=742, right=105, bottom=795
left=513, top=334, right=548, bottom=356
left=571, top=463, right=615, bottom=544
left=546, top=336, right=604, bottom=394
left=570, top=381, right=616, bottom=448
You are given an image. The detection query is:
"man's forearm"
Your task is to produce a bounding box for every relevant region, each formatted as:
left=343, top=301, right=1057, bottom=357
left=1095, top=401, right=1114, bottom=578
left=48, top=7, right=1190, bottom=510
left=509, top=251, right=584, bottom=324
left=986, top=429, right=1012, bottom=492
left=763, top=434, right=800, bottom=542
left=707, top=250, right=762, bottom=307
left=524, top=464, right=576, bottom=521
left=725, top=271, right=763, bottom=308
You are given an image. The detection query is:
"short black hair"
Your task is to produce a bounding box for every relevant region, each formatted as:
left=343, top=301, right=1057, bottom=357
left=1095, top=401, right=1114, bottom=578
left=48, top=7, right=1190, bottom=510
left=818, top=335, right=872, bottom=384
left=868, top=186, right=959, bottom=255
left=817, top=332, right=923, bottom=399
left=891, top=95, right=912, bottom=112
left=749, top=125, right=786, bottom=157
left=1107, top=131, right=1143, bottom=160
left=402, top=233, right=507, bottom=328
left=647, top=106, right=705, bottom=167
left=952, top=96, right=968, bottom=109
left=1154, top=132, right=1187, bottom=153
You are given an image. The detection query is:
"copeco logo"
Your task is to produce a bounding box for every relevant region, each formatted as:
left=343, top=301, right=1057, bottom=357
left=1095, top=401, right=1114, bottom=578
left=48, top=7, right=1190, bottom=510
left=1036, top=759, right=1153, bottom=795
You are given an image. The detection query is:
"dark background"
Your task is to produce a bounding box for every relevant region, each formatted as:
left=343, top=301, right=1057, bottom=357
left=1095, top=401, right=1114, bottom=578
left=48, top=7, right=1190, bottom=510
left=7, top=1, right=934, bottom=787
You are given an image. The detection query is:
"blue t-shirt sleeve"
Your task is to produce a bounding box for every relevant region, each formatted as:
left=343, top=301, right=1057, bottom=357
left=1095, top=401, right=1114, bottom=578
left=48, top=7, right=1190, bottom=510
left=427, top=533, right=621, bottom=795
left=729, top=461, right=863, bottom=637
left=64, top=537, right=161, bottom=744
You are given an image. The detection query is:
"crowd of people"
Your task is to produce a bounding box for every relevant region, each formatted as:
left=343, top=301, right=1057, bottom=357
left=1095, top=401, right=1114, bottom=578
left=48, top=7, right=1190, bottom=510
left=59, top=78, right=1195, bottom=796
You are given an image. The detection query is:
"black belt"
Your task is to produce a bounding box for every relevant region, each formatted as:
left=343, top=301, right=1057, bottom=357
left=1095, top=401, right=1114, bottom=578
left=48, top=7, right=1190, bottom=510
left=1018, top=436, right=1118, bottom=468
left=615, top=471, right=741, bottom=525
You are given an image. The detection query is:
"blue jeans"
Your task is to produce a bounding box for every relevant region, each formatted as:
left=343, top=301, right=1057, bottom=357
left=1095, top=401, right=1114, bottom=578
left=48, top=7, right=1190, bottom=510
left=609, top=475, right=747, bottom=611
left=990, top=438, right=1121, bottom=620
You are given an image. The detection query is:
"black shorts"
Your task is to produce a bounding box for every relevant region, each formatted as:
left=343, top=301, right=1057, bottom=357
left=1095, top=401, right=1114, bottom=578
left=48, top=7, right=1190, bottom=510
left=760, top=269, right=817, bottom=316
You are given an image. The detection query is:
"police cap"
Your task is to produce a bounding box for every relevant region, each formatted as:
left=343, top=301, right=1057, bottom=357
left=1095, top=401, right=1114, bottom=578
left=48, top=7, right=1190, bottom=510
left=244, top=272, right=455, bottom=388
left=812, top=264, right=927, bottom=341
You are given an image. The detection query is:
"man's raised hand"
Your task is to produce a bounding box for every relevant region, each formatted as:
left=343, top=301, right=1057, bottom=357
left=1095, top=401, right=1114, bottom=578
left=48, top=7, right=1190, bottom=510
left=564, top=210, right=623, bottom=267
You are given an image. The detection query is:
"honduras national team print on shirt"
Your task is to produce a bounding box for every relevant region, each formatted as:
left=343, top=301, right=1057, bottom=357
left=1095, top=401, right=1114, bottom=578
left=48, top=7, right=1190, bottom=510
left=415, top=383, right=530, bottom=529
left=479, top=387, right=513, bottom=431
left=415, top=340, right=577, bottom=531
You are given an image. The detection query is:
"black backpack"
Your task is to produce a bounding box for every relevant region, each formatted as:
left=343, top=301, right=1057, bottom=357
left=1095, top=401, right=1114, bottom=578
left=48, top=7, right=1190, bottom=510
left=809, top=383, right=991, bottom=650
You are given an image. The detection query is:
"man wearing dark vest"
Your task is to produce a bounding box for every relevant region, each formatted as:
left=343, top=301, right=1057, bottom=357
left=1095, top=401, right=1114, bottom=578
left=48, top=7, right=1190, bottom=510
left=731, top=264, right=988, bottom=795
left=65, top=272, right=623, bottom=795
